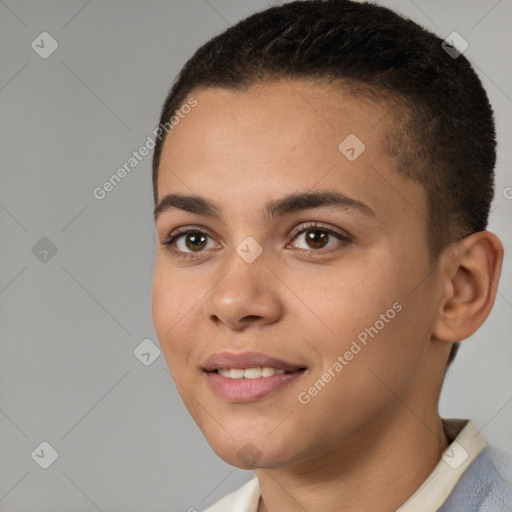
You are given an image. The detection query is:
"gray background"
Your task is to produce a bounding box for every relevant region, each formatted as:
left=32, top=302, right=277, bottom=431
left=0, top=0, right=511, bottom=510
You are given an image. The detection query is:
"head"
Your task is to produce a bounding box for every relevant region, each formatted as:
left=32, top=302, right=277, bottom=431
left=151, top=0, right=503, bottom=469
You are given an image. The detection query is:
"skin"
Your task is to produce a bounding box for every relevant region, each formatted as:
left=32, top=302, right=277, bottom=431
left=151, top=79, right=503, bottom=512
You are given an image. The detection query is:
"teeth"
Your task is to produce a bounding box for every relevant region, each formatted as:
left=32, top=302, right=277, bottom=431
left=244, top=367, right=262, bottom=379
left=261, top=367, right=275, bottom=377
left=230, top=369, right=245, bottom=379
left=216, top=367, right=290, bottom=379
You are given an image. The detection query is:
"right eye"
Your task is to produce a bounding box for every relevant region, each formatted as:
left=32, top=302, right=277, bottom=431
left=160, top=226, right=219, bottom=258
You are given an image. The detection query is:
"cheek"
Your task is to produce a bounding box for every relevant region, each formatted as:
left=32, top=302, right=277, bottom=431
left=313, top=271, right=400, bottom=349
left=151, top=261, right=199, bottom=365
left=294, top=310, right=412, bottom=439
left=305, top=269, right=415, bottom=392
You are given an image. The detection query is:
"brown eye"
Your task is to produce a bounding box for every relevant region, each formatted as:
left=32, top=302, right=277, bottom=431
left=182, top=232, right=208, bottom=252
left=290, top=222, right=351, bottom=253
left=304, top=229, right=329, bottom=249
left=161, top=227, right=217, bottom=257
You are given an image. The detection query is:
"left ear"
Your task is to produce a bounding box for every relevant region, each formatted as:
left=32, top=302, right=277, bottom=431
left=432, top=231, right=504, bottom=342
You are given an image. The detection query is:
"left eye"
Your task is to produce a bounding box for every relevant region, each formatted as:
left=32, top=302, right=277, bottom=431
left=160, top=222, right=350, bottom=257
left=289, top=225, right=349, bottom=251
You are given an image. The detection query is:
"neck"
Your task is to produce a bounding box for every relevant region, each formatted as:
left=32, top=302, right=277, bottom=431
left=256, top=410, right=449, bottom=512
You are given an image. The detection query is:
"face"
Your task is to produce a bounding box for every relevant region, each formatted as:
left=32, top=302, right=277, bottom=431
left=152, top=80, right=446, bottom=470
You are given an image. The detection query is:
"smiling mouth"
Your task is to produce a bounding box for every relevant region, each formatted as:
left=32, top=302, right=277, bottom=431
left=201, top=351, right=308, bottom=401
left=205, top=367, right=307, bottom=402
left=211, top=367, right=307, bottom=379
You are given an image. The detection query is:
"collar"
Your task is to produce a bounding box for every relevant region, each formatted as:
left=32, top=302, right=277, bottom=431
left=396, top=418, right=487, bottom=511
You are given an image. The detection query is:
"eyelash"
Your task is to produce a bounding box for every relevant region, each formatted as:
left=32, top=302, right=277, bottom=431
left=159, top=221, right=352, bottom=259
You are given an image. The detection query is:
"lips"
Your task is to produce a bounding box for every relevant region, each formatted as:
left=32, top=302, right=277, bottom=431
left=202, top=351, right=306, bottom=373
left=202, top=351, right=307, bottom=402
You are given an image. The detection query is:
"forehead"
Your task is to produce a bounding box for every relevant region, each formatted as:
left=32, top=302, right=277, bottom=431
left=163, top=80, right=389, bottom=165
left=157, top=80, right=426, bottom=229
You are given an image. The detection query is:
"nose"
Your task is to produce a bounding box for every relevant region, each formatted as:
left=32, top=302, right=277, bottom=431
left=205, top=247, right=284, bottom=331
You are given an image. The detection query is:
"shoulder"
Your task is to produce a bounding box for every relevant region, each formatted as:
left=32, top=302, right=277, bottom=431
left=439, top=444, right=512, bottom=512
left=202, top=477, right=260, bottom=512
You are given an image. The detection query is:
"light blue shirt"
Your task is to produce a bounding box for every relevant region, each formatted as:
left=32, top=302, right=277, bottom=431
left=438, top=444, right=512, bottom=511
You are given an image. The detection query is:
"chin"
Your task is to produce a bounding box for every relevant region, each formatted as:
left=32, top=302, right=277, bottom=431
left=203, top=428, right=295, bottom=470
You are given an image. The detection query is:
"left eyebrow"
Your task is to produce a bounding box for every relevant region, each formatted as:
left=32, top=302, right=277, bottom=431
left=153, top=190, right=376, bottom=222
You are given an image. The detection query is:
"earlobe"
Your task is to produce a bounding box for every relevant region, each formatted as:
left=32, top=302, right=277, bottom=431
left=433, top=231, right=504, bottom=343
